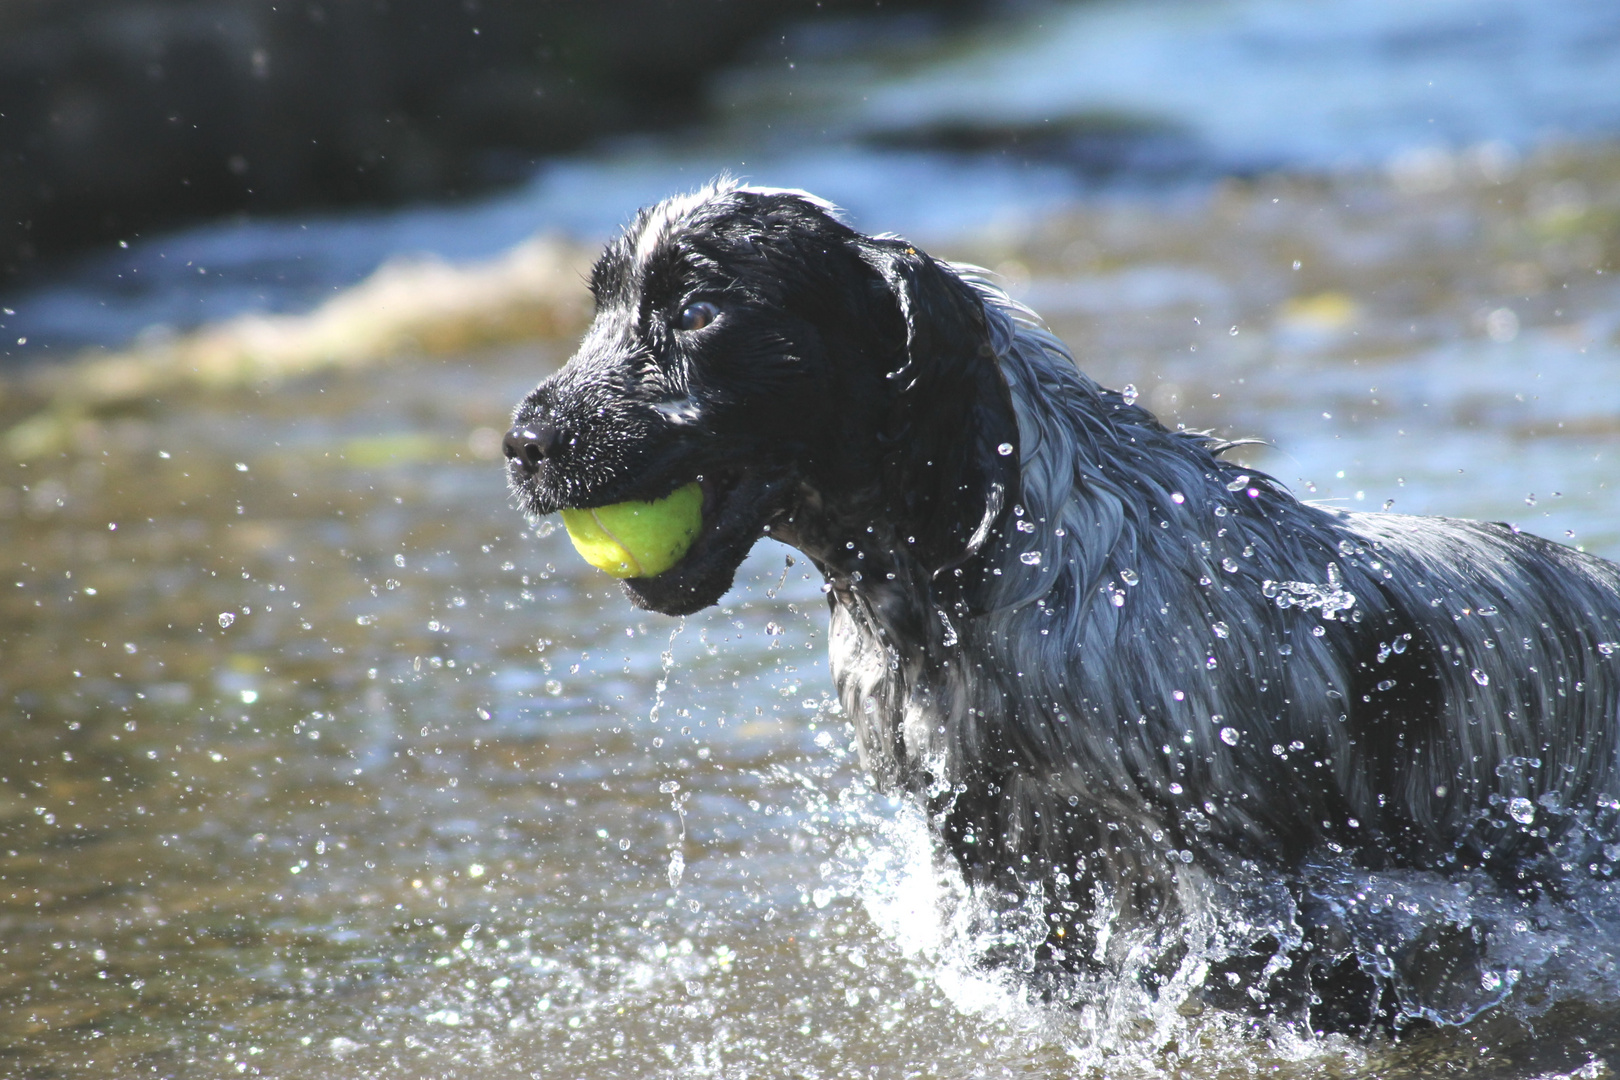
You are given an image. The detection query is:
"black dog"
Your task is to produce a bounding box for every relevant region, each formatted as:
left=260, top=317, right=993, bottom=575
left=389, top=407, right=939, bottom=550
left=505, top=182, right=1620, bottom=1030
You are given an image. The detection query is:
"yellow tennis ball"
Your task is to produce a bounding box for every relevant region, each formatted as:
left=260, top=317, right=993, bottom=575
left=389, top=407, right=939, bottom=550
left=559, top=482, right=704, bottom=578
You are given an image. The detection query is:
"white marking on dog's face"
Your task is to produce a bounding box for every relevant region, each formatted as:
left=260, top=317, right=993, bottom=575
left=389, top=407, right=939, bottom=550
left=632, top=187, right=720, bottom=274
left=733, top=185, right=845, bottom=219
left=629, top=181, right=844, bottom=276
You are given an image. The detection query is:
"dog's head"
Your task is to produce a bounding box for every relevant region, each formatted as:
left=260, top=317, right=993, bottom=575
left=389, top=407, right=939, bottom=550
left=506, top=183, right=1020, bottom=615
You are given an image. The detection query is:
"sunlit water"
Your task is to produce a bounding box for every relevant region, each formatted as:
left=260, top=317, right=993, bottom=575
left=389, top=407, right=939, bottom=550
left=3, top=144, right=1619, bottom=1077
left=6, top=0, right=1620, bottom=356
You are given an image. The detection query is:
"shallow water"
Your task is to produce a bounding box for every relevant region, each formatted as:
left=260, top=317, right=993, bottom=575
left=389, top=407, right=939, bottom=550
left=4, top=146, right=1620, bottom=1077
left=8, top=0, right=1620, bottom=356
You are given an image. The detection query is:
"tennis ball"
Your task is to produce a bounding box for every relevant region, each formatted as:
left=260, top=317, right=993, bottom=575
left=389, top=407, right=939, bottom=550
left=560, top=482, right=704, bottom=578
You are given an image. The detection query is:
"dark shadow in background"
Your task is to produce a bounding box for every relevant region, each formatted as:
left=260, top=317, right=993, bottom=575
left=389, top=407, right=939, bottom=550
left=0, top=0, right=983, bottom=282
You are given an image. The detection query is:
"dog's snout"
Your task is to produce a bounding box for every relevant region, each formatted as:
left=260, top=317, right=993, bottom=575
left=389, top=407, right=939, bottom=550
left=503, top=422, right=560, bottom=475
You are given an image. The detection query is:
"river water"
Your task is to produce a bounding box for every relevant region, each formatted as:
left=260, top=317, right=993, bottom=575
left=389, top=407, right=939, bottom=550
left=7, top=0, right=1620, bottom=355
left=4, top=2, right=1620, bottom=1077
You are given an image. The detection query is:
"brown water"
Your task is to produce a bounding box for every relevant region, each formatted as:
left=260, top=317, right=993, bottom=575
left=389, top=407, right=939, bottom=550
left=3, top=148, right=1619, bottom=1079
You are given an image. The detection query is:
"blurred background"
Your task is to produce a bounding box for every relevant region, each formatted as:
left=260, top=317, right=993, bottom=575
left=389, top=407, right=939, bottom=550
left=3, top=2, right=1620, bottom=1078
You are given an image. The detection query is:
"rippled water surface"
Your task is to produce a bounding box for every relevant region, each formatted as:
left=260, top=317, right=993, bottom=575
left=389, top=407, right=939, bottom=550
left=10, top=0, right=1620, bottom=355
left=4, top=145, right=1620, bottom=1080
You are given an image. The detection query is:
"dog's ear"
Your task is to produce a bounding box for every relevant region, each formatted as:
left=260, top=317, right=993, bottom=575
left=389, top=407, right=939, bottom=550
left=857, top=238, right=1021, bottom=585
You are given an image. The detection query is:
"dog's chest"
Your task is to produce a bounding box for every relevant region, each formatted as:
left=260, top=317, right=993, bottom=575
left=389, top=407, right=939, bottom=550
left=826, top=589, right=936, bottom=784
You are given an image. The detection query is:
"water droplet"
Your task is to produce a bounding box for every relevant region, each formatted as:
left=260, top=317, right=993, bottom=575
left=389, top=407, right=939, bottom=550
left=1122, top=384, right=1139, bottom=405
left=1212, top=621, right=1230, bottom=639
left=1222, top=557, right=1239, bottom=573
left=1277, top=643, right=1293, bottom=655
left=1311, top=625, right=1326, bottom=637
left=659, top=780, right=681, bottom=794
left=1477, top=605, right=1499, bottom=617
left=217, top=612, right=236, bottom=628
left=1120, top=569, right=1140, bottom=586
left=1229, top=325, right=1240, bottom=336
left=1508, top=797, right=1535, bottom=825
left=997, top=443, right=1014, bottom=457
left=1376, top=679, right=1397, bottom=691
left=1485, top=307, right=1519, bottom=342
left=1020, top=551, right=1042, bottom=566
left=1220, top=727, right=1240, bottom=746
left=667, top=850, right=685, bottom=888
left=1171, top=492, right=1185, bottom=504
left=1016, top=519, right=1036, bottom=533
left=1225, top=475, right=1250, bottom=492
left=1172, top=690, right=1186, bottom=701
left=1169, top=783, right=1183, bottom=795
left=1472, top=669, right=1490, bottom=686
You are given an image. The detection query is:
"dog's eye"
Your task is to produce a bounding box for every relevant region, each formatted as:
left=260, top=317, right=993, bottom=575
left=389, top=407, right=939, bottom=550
left=678, top=301, right=718, bottom=332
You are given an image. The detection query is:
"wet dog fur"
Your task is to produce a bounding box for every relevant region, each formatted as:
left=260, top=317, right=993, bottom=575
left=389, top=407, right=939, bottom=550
left=505, top=182, right=1620, bottom=1030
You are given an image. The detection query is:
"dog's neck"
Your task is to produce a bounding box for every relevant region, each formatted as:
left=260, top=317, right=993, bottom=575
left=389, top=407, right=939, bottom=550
left=770, top=492, right=922, bottom=590
left=762, top=288, right=1058, bottom=789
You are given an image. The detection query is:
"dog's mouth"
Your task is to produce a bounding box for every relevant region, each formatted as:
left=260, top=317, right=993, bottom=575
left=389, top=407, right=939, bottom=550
left=543, top=464, right=793, bottom=616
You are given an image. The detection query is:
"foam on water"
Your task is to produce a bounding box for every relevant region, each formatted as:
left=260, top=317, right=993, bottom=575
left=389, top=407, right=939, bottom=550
left=754, top=715, right=1620, bottom=1074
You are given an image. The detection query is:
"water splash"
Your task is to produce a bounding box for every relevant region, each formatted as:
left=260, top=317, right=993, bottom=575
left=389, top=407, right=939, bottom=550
left=766, top=734, right=1620, bottom=1073
left=1262, top=564, right=1358, bottom=620
left=667, top=848, right=686, bottom=889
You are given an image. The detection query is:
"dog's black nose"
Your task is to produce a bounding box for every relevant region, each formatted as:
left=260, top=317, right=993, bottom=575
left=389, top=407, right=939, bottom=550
left=503, top=423, right=560, bottom=474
